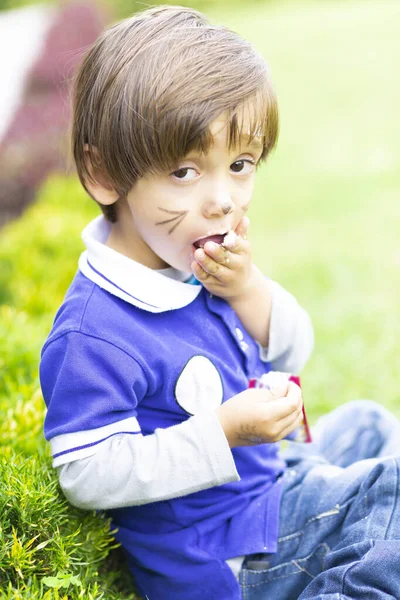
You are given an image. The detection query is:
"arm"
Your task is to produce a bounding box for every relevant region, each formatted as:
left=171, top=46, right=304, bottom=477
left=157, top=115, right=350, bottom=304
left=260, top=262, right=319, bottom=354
left=227, top=264, right=272, bottom=347
left=258, top=280, right=314, bottom=374
left=228, top=270, right=314, bottom=373
left=59, top=381, right=304, bottom=510
left=41, top=332, right=238, bottom=510
left=191, top=219, right=314, bottom=373
left=57, top=411, right=237, bottom=510
left=42, top=329, right=303, bottom=511
left=58, top=382, right=304, bottom=510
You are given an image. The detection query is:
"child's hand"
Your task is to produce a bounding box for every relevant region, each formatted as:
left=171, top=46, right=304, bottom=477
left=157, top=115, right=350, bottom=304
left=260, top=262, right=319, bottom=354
left=216, top=381, right=303, bottom=448
left=191, top=217, right=254, bottom=300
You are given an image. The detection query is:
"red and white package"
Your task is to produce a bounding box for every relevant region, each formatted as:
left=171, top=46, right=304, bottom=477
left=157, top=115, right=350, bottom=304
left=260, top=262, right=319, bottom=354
left=249, top=372, right=312, bottom=443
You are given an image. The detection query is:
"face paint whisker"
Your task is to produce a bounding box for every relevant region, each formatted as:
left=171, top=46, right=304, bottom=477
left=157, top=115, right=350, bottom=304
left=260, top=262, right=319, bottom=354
left=155, top=207, right=188, bottom=234
left=157, top=207, right=186, bottom=215
left=168, top=213, right=187, bottom=234
left=156, top=216, right=183, bottom=226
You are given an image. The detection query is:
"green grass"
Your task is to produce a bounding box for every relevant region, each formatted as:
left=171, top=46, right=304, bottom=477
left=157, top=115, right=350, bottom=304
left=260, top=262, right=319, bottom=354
left=219, top=0, right=400, bottom=415
left=0, top=182, right=137, bottom=599
left=1, top=0, right=399, bottom=596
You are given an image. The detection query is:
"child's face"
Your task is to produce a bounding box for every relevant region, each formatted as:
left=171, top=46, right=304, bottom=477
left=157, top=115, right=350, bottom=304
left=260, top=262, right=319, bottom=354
left=114, top=113, right=263, bottom=271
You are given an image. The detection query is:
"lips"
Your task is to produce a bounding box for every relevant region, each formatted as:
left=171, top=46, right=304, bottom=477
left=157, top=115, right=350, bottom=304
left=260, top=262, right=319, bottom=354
left=193, top=234, right=226, bottom=249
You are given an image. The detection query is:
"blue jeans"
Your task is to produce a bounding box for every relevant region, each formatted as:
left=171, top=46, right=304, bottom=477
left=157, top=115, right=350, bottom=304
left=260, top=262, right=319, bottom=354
left=239, top=400, right=400, bottom=600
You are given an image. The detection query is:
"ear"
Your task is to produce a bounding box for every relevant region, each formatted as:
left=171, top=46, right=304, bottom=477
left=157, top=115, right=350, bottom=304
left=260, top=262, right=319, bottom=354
left=83, top=145, right=119, bottom=206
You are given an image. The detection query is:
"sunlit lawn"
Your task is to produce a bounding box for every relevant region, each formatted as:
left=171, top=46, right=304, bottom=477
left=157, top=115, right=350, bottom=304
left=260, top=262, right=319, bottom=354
left=217, top=0, right=400, bottom=417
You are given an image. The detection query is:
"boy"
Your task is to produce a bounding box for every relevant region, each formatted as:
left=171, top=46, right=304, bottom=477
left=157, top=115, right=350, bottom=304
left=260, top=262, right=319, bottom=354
left=40, top=6, right=400, bottom=600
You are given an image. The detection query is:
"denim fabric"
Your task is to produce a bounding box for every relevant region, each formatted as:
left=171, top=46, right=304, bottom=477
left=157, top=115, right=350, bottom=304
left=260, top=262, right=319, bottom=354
left=239, top=400, right=400, bottom=600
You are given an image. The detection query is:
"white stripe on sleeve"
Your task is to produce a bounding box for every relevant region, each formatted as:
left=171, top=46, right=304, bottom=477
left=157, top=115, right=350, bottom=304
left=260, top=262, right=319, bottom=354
left=51, top=417, right=141, bottom=467
left=57, top=411, right=239, bottom=509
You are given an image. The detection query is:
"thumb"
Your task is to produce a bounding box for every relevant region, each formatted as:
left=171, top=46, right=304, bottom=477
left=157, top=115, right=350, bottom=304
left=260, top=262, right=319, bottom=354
left=268, top=383, right=289, bottom=398
left=258, top=372, right=290, bottom=398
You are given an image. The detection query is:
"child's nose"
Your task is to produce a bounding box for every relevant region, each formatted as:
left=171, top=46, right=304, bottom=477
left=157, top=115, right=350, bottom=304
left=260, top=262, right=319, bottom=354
left=202, top=190, right=234, bottom=219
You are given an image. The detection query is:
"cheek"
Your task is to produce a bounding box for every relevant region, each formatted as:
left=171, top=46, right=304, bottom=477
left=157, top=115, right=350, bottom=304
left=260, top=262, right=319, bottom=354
left=234, top=181, right=254, bottom=207
left=130, top=211, right=153, bottom=238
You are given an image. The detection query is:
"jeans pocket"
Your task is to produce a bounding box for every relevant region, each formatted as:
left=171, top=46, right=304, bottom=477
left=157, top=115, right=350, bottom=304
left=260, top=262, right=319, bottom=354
left=240, top=544, right=329, bottom=600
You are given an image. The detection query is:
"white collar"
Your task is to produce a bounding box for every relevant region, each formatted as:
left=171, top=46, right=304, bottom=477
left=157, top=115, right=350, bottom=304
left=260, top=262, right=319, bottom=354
left=78, top=216, right=201, bottom=313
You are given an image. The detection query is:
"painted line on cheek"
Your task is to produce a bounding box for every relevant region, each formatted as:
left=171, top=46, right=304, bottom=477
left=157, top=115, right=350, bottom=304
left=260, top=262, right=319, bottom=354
left=155, top=207, right=189, bottom=234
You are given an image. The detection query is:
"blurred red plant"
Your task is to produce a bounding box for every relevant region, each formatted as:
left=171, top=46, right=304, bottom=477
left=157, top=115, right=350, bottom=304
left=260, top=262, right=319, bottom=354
left=0, top=1, right=105, bottom=227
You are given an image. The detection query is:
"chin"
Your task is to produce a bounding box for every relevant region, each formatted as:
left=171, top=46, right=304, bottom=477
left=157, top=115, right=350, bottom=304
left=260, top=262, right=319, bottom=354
left=167, top=257, right=192, bottom=273
left=175, top=262, right=192, bottom=274
left=154, top=247, right=192, bottom=273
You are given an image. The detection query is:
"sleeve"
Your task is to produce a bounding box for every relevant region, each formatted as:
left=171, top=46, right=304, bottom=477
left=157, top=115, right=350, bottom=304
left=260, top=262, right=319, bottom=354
left=40, top=332, right=238, bottom=510
left=41, top=331, right=146, bottom=466
left=258, top=281, right=314, bottom=374
left=57, top=411, right=237, bottom=510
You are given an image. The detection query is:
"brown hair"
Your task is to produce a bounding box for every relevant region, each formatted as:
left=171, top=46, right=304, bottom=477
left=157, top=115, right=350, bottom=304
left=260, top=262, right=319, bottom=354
left=72, top=5, right=279, bottom=222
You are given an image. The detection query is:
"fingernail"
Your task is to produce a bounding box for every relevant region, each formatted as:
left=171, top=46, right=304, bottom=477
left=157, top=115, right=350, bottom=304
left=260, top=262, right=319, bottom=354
left=269, top=386, right=281, bottom=397
left=196, top=249, right=205, bottom=259
left=206, top=241, right=218, bottom=251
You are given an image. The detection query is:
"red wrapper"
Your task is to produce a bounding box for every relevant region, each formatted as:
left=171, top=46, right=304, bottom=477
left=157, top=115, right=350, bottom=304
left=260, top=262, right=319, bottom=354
left=249, top=373, right=311, bottom=443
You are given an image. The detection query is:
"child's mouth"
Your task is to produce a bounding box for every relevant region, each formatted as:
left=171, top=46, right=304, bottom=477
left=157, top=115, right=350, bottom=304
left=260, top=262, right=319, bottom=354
left=193, top=233, right=226, bottom=249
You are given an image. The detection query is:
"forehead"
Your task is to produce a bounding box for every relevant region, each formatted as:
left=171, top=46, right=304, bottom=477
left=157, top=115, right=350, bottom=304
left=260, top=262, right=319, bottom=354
left=208, top=113, right=263, bottom=152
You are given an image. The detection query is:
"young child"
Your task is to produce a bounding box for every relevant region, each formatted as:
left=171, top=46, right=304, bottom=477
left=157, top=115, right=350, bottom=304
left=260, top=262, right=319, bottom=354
left=40, top=6, right=400, bottom=600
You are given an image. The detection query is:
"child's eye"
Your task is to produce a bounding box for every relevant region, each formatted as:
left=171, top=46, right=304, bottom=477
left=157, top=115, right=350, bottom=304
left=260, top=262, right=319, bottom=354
left=171, top=167, right=198, bottom=181
left=230, top=159, right=255, bottom=175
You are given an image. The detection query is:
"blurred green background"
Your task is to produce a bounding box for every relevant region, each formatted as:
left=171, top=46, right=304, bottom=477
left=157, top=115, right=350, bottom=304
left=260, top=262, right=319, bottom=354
left=0, top=0, right=399, bottom=598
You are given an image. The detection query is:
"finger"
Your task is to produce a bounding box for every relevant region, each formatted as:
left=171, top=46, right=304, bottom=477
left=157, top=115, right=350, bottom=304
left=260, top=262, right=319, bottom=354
left=268, top=383, right=289, bottom=398
left=222, top=230, right=249, bottom=255
left=256, top=384, right=289, bottom=402
left=194, top=248, right=230, bottom=279
left=256, top=381, right=302, bottom=409
left=254, top=384, right=303, bottom=418
left=283, top=381, right=303, bottom=413
left=235, top=216, right=250, bottom=240
left=266, top=401, right=304, bottom=441
left=276, top=395, right=304, bottom=425
left=286, top=380, right=302, bottom=401
left=254, top=400, right=303, bottom=444
left=203, top=241, right=233, bottom=268
left=222, top=230, right=239, bottom=250
left=275, top=409, right=305, bottom=441
left=191, top=260, right=210, bottom=282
